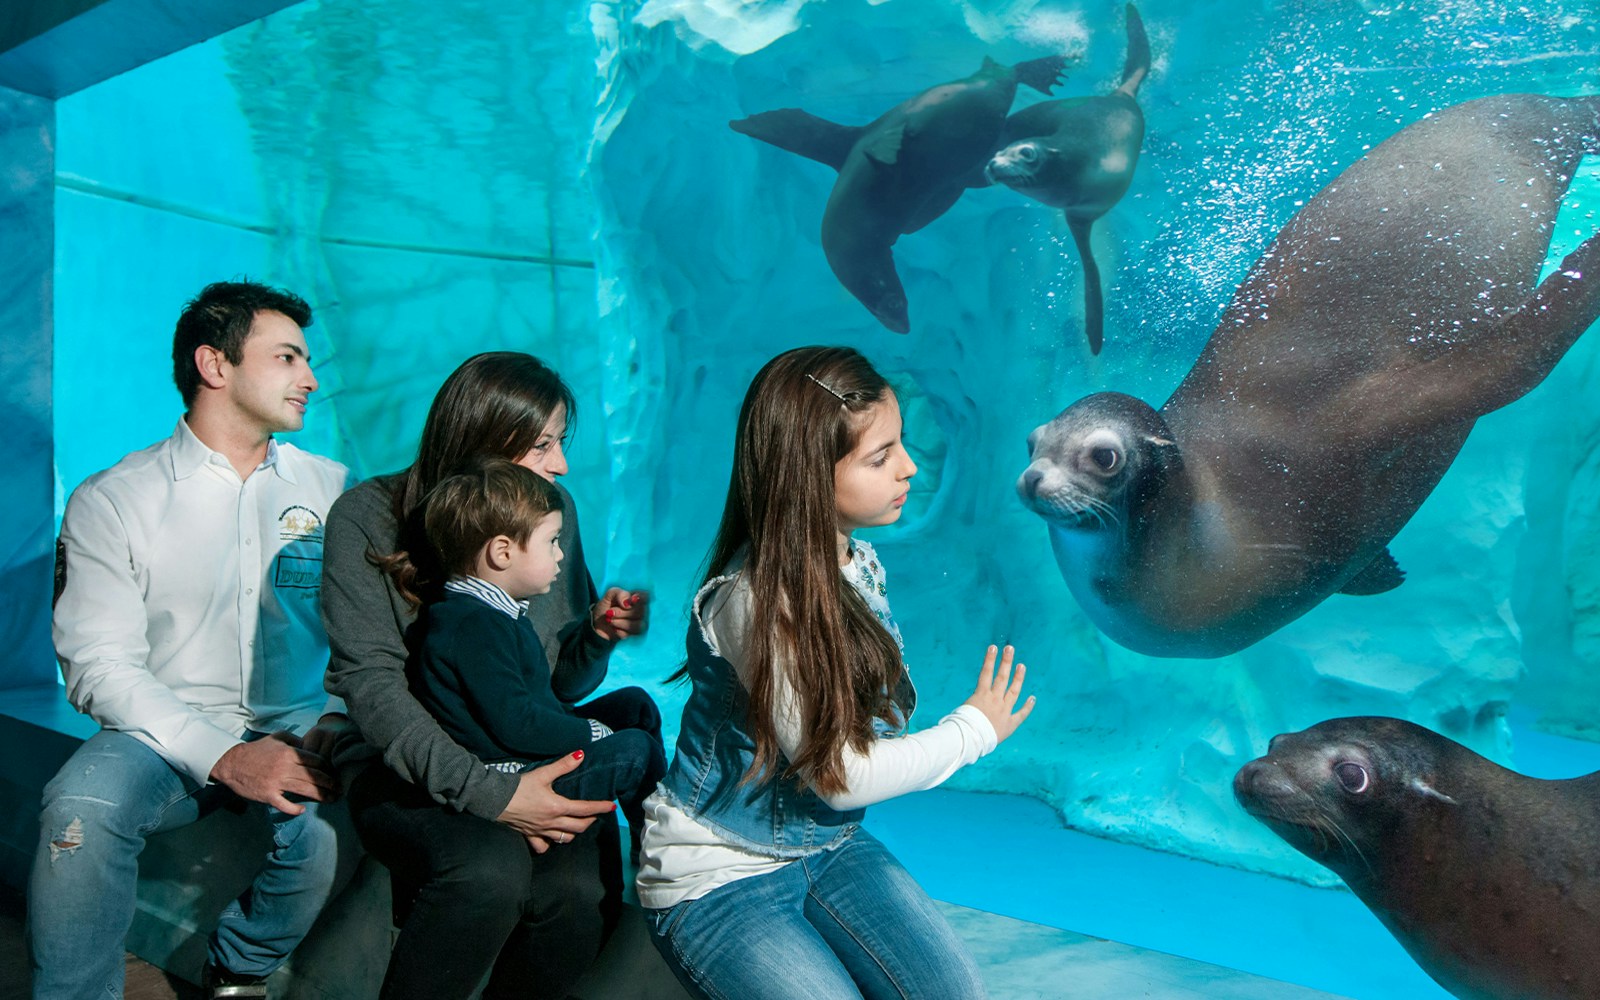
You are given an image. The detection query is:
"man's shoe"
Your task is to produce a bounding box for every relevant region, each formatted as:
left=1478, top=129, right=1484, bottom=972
left=201, top=963, right=270, bottom=999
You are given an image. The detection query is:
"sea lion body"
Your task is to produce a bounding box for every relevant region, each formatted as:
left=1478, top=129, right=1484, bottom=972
left=986, top=3, right=1149, bottom=353
left=1018, top=93, right=1600, bottom=656
left=1235, top=717, right=1600, bottom=1000
left=733, top=55, right=1068, bottom=332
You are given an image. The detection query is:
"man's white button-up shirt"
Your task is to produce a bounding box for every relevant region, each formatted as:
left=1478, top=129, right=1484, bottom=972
left=53, top=418, right=353, bottom=785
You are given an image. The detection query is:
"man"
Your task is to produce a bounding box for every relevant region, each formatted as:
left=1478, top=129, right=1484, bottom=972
left=31, top=280, right=355, bottom=1000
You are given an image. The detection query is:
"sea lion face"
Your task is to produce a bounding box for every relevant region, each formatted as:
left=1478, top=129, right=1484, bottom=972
left=1233, top=718, right=1451, bottom=882
left=1016, top=392, right=1173, bottom=529
left=986, top=140, right=1071, bottom=207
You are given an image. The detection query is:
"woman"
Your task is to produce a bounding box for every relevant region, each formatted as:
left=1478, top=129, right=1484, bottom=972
left=321, top=352, right=647, bottom=999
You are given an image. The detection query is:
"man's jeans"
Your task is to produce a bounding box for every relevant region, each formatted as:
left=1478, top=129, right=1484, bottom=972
left=28, top=730, right=347, bottom=999
left=646, top=830, right=989, bottom=1000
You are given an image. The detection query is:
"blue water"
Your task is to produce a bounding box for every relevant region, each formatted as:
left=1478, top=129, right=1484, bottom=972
left=871, top=714, right=1600, bottom=1000
left=40, top=0, right=1600, bottom=995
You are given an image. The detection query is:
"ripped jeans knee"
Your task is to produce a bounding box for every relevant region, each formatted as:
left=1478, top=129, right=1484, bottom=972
left=45, top=816, right=86, bottom=862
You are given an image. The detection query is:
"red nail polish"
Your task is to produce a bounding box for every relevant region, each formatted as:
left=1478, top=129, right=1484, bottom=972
left=572, top=750, right=584, bottom=761
left=606, top=610, right=615, bottom=620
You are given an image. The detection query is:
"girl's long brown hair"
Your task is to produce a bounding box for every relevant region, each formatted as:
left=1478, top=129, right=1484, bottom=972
left=701, top=346, right=908, bottom=797
left=376, top=352, right=575, bottom=607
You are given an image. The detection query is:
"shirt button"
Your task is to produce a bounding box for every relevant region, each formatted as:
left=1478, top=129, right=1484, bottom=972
left=245, top=587, right=254, bottom=595
left=245, top=538, right=253, bottom=546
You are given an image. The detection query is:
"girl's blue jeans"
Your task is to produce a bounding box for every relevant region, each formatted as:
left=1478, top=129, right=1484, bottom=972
left=27, top=730, right=349, bottom=999
left=646, top=830, right=989, bottom=999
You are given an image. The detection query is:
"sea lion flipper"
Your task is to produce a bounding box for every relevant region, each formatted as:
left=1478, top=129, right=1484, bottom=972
left=1068, top=216, right=1105, bottom=354
left=1118, top=4, right=1150, bottom=97
left=1351, top=228, right=1600, bottom=436
left=861, top=121, right=906, bottom=166
left=1014, top=55, right=1070, bottom=97
left=730, top=109, right=863, bottom=172
left=1337, top=549, right=1405, bottom=595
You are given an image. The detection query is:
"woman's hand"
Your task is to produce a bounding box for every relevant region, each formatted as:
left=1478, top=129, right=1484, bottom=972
left=592, top=588, right=648, bottom=642
left=963, top=644, right=1035, bottom=744
left=495, top=751, right=616, bottom=853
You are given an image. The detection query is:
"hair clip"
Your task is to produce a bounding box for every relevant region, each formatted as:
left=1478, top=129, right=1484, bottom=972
left=805, top=373, right=848, bottom=402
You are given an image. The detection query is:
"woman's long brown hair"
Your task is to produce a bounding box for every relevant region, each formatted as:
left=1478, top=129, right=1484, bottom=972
left=700, top=346, right=908, bottom=797
left=376, top=352, right=575, bottom=607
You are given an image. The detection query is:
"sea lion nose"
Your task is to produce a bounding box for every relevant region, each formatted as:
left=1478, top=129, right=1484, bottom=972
left=1019, top=467, right=1045, bottom=498
left=1233, top=759, right=1296, bottom=804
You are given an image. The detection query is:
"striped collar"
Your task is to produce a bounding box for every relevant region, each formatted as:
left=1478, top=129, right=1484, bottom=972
left=443, top=575, right=528, bottom=619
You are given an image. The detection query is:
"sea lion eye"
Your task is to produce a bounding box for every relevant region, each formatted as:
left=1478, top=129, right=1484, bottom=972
left=1090, top=446, right=1121, bottom=473
left=1334, top=762, right=1369, bottom=794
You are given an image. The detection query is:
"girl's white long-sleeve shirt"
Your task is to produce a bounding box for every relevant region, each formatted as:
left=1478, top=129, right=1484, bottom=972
left=636, top=544, right=997, bottom=910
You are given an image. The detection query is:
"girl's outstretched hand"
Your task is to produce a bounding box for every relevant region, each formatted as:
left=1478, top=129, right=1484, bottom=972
left=963, top=644, right=1035, bottom=744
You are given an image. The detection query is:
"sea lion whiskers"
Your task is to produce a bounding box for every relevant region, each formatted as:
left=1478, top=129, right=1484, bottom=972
left=1036, top=490, right=1121, bottom=529
left=1270, top=799, right=1377, bottom=878
left=1081, top=494, right=1122, bottom=530
left=1320, top=813, right=1376, bottom=879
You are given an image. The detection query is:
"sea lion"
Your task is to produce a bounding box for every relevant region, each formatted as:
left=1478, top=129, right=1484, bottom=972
left=985, top=3, right=1150, bottom=354
left=1234, top=717, right=1600, bottom=1000
left=1016, top=93, right=1600, bottom=657
left=732, top=54, right=1070, bottom=333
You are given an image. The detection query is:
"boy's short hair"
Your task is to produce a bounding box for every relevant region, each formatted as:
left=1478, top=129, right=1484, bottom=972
left=423, top=459, right=564, bottom=578
left=172, top=280, right=313, bottom=407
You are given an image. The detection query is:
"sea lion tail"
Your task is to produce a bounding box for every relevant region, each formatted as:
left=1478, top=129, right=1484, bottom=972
left=1069, top=216, right=1105, bottom=354
left=730, top=109, right=862, bottom=172
left=1118, top=4, right=1150, bottom=97
left=1014, top=55, right=1071, bottom=96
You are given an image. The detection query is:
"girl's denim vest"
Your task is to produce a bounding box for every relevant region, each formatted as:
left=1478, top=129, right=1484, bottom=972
left=657, top=562, right=917, bottom=858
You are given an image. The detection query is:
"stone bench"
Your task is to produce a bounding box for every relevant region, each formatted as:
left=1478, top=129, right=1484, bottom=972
left=0, top=684, right=689, bottom=999
left=2, top=685, right=1351, bottom=999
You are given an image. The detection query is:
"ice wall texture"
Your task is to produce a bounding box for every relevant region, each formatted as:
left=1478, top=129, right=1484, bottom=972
left=48, top=0, right=1600, bottom=883
left=53, top=0, right=614, bottom=556
left=589, top=0, right=1600, bottom=879
left=1, top=85, right=56, bottom=688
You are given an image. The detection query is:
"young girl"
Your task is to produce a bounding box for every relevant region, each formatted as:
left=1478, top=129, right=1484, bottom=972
left=638, top=346, right=1034, bottom=1000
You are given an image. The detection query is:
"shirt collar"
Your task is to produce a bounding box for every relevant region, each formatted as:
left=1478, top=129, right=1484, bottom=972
left=444, top=575, right=529, bottom=619
left=168, top=418, right=292, bottom=482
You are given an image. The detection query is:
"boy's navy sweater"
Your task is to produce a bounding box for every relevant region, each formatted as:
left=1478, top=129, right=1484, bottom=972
left=408, top=589, right=599, bottom=764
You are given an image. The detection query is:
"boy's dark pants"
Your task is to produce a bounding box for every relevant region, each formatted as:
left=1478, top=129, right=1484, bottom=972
left=534, top=686, right=667, bottom=850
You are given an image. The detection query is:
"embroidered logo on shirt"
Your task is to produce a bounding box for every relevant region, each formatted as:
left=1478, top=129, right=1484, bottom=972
left=277, top=506, right=325, bottom=542
left=274, top=555, right=322, bottom=590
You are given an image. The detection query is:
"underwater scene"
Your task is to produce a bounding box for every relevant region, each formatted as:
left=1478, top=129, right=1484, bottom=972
left=47, top=1, right=1600, bottom=997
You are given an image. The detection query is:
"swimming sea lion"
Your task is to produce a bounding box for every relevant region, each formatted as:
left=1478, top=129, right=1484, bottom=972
left=732, top=54, right=1070, bottom=333
left=985, top=3, right=1150, bottom=354
left=1016, top=93, right=1600, bottom=657
left=1234, top=717, right=1600, bottom=1000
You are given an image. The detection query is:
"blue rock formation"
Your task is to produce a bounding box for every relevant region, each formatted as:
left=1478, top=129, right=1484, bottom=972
left=44, top=0, right=1600, bottom=884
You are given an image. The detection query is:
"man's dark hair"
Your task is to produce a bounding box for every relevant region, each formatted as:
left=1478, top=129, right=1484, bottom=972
left=172, top=280, right=313, bottom=407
